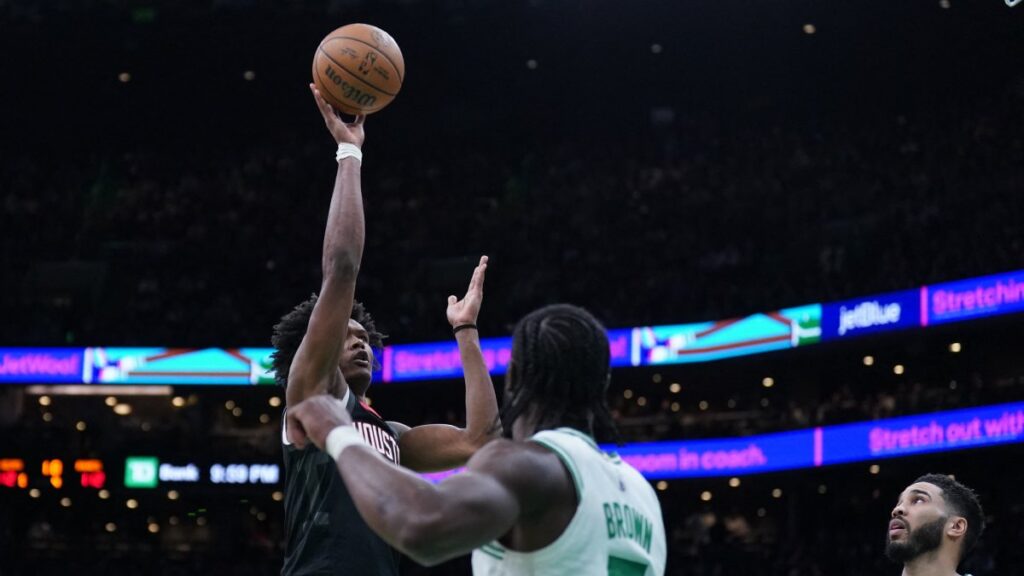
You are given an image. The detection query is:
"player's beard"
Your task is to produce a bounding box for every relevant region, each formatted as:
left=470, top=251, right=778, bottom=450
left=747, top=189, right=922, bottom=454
left=885, top=516, right=946, bottom=563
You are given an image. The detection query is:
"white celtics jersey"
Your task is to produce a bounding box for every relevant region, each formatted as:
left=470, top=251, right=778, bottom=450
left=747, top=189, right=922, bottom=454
left=471, top=428, right=666, bottom=576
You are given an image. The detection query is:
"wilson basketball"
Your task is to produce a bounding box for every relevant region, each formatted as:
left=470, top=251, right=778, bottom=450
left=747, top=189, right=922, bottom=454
left=312, top=24, right=405, bottom=115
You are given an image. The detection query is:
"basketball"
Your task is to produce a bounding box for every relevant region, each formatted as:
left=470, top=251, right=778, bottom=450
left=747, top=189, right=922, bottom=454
left=312, top=23, right=405, bottom=115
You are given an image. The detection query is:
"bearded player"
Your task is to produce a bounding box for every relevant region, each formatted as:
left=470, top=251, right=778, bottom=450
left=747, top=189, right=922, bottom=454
left=886, top=474, right=985, bottom=576
left=273, top=84, right=500, bottom=575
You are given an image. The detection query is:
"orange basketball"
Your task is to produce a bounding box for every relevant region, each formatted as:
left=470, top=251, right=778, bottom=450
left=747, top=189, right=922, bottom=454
left=312, top=23, right=405, bottom=115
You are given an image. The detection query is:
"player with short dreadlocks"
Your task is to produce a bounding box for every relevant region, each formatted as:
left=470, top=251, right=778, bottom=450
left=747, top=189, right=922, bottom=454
left=286, top=303, right=667, bottom=575
left=498, top=304, right=619, bottom=442
left=276, top=84, right=500, bottom=576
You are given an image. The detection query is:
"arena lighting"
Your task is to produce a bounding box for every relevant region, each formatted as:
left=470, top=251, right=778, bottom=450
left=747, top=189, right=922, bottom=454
left=650, top=43, right=663, bottom=54
left=950, top=342, right=962, bottom=353
left=863, top=355, right=875, bottom=366
left=762, top=377, right=774, bottom=388
left=38, top=395, right=51, bottom=406
left=802, top=23, right=816, bottom=34
left=894, top=364, right=905, bottom=375
left=26, top=385, right=172, bottom=397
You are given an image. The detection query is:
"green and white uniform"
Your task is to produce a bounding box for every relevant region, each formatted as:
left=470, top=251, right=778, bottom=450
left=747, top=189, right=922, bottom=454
left=472, top=428, right=667, bottom=576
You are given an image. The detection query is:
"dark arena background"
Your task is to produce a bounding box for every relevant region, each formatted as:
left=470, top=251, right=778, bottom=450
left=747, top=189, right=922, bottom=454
left=2, top=0, right=1024, bottom=574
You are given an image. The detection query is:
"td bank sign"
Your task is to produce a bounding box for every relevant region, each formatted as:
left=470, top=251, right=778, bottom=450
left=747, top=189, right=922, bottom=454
left=124, top=457, right=200, bottom=488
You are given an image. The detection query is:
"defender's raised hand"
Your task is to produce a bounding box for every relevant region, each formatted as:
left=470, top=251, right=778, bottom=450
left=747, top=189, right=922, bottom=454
left=310, top=83, right=366, bottom=148
left=447, top=256, right=488, bottom=328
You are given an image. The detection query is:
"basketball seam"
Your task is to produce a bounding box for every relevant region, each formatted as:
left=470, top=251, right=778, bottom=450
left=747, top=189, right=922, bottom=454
left=314, top=61, right=384, bottom=114
left=316, top=47, right=399, bottom=99
left=321, top=36, right=404, bottom=84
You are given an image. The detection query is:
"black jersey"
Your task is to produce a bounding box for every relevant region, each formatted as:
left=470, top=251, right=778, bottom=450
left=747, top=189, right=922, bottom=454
left=281, top=391, right=402, bottom=576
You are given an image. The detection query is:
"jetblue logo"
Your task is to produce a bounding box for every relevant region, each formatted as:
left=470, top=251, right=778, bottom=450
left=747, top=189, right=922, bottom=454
left=839, top=301, right=902, bottom=336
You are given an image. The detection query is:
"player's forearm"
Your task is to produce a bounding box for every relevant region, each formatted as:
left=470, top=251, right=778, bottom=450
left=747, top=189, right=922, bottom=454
left=456, top=329, right=501, bottom=444
left=335, top=445, right=458, bottom=565
left=322, top=158, right=364, bottom=279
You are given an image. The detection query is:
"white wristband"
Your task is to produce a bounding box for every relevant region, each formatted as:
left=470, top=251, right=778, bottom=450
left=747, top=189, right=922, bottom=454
left=336, top=143, right=363, bottom=165
left=325, top=425, right=364, bottom=461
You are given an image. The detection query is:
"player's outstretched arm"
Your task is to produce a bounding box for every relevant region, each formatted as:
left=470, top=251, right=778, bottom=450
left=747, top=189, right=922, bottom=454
left=391, top=256, right=502, bottom=472
left=285, top=84, right=367, bottom=410
left=286, top=396, right=566, bottom=566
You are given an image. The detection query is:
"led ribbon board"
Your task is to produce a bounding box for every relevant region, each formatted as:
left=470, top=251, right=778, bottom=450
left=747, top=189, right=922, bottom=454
left=422, top=401, right=1024, bottom=482
left=2, top=269, right=1023, bottom=385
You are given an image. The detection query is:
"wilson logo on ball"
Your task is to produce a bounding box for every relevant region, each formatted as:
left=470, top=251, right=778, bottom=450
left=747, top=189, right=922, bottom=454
left=325, top=65, right=378, bottom=108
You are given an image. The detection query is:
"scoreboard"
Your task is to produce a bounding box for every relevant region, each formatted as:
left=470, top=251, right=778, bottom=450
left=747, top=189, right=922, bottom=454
left=0, top=458, right=105, bottom=490
left=0, top=456, right=279, bottom=492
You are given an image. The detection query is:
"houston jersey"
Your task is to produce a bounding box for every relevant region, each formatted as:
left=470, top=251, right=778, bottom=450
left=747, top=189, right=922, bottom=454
left=281, top=389, right=402, bottom=575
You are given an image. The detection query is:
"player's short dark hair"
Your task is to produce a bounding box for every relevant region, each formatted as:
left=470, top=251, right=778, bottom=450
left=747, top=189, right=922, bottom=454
left=500, top=303, right=618, bottom=441
left=914, top=473, right=985, bottom=562
left=269, top=294, right=385, bottom=387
